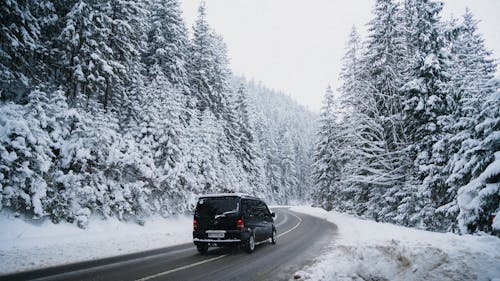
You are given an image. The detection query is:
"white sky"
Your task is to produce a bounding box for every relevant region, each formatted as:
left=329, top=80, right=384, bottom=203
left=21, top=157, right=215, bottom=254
left=180, top=0, right=500, bottom=112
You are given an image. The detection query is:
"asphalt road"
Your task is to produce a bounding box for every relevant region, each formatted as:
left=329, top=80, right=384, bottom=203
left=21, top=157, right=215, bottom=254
left=2, top=208, right=338, bottom=281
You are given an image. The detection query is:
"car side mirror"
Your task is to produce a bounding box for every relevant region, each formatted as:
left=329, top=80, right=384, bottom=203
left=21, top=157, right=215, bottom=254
left=271, top=212, right=275, bottom=218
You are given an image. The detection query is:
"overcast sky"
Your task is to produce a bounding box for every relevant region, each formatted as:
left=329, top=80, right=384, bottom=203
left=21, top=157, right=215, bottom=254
left=180, top=0, right=500, bottom=112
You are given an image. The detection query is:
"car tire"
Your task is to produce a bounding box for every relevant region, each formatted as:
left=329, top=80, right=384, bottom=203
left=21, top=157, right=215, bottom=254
left=271, top=228, right=277, bottom=245
left=197, top=244, right=208, bottom=254
left=245, top=233, right=255, bottom=253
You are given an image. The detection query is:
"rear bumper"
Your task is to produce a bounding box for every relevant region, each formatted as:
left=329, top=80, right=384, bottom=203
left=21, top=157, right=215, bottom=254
left=193, top=229, right=250, bottom=246
left=193, top=238, right=241, bottom=243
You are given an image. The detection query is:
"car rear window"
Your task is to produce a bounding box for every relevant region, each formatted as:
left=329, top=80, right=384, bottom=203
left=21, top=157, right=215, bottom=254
left=195, top=196, right=239, bottom=218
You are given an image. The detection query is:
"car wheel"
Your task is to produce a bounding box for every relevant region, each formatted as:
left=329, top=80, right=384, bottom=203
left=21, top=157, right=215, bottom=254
left=245, top=233, right=255, bottom=253
left=197, top=244, right=208, bottom=254
left=271, top=228, right=277, bottom=245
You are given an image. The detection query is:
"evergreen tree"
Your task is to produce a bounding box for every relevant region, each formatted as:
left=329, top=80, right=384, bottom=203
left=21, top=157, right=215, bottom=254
left=400, top=0, right=453, bottom=230
left=455, top=87, right=499, bottom=234
left=234, top=84, right=262, bottom=189
left=0, top=90, right=57, bottom=217
left=360, top=0, right=410, bottom=222
left=188, top=3, right=216, bottom=112
left=210, top=32, right=232, bottom=101
left=106, top=0, right=147, bottom=109
left=57, top=102, right=124, bottom=226
left=442, top=10, right=499, bottom=234
left=311, top=86, right=337, bottom=210
left=337, top=26, right=372, bottom=215
left=434, top=9, right=497, bottom=231
left=0, top=0, right=55, bottom=100
left=278, top=129, right=298, bottom=204
left=145, top=0, right=189, bottom=90
left=58, top=0, right=145, bottom=110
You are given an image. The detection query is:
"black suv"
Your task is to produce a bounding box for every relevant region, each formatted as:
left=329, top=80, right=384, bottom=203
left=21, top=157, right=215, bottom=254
left=193, top=193, right=276, bottom=254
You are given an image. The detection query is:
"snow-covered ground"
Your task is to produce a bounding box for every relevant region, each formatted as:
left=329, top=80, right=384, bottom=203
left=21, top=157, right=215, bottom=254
left=0, top=212, right=192, bottom=274
left=291, top=206, right=500, bottom=281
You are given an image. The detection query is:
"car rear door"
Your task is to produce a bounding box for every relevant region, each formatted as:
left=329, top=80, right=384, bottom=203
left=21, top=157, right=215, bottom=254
left=195, top=196, right=240, bottom=233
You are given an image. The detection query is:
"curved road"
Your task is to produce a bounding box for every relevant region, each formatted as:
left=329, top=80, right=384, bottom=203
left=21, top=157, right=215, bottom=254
left=3, top=208, right=338, bottom=281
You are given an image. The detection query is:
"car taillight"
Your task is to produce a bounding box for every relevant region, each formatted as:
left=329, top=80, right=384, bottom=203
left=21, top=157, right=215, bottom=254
left=236, top=219, right=244, bottom=231
left=193, top=219, right=197, bottom=231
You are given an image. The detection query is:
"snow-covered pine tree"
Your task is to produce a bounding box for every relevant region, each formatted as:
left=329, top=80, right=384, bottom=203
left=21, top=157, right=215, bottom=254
left=131, top=73, right=168, bottom=212
left=359, top=0, right=410, bottom=223
left=58, top=0, right=112, bottom=104
left=188, top=3, right=218, bottom=113
left=56, top=101, right=125, bottom=227
left=128, top=0, right=192, bottom=215
left=336, top=26, right=373, bottom=215
left=186, top=109, right=224, bottom=194
left=311, top=86, right=338, bottom=210
left=105, top=0, right=147, bottom=110
left=252, top=109, right=282, bottom=202
left=339, top=26, right=364, bottom=114
left=0, top=90, right=58, bottom=218
left=145, top=0, right=189, bottom=91
left=116, top=57, right=145, bottom=135
left=0, top=0, right=46, bottom=100
left=455, top=87, right=499, bottom=234
left=233, top=83, right=264, bottom=192
left=400, top=0, right=454, bottom=230
left=265, top=142, right=283, bottom=202
left=441, top=9, right=499, bottom=234
left=58, top=0, right=145, bottom=110
left=277, top=128, right=298, bottom=204
left=294, top=137, right=312, bottom=201
left=210, top=32, right=232, bottom=103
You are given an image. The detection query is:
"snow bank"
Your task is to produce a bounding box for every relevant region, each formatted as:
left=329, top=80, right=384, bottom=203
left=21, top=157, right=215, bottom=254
left=291, top=206, right=500, bottom=281
left=0, top=212, right=192, bottom=274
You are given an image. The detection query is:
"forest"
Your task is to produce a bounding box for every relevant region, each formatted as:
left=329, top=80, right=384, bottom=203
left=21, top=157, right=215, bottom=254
left=312, top=0, right=499, bottom=235
left=0, top=0, right=498, bottom=236
left=0, top=0, right=315, bottom=227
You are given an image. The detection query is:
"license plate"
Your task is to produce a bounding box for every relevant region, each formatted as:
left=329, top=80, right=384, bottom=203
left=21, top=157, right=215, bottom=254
left=207, top=231, right=225, bottom=238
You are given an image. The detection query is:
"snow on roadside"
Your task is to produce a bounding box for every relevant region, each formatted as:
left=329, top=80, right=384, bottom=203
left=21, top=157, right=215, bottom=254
left=0, top=212, right=192, bottom=275
left=291, top=206, right=500, bottom=281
